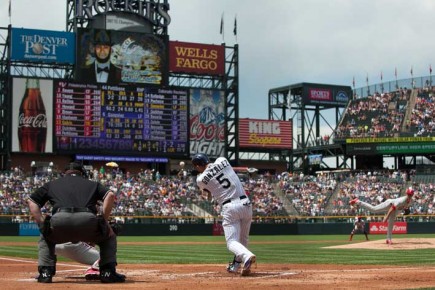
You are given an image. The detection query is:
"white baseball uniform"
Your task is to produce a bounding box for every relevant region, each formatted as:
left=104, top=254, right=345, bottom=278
left=55, top=242, right=99, bottom=267
left=196, top=157, right=255, bottom=264
left=357, top=195, right=412, bottom=241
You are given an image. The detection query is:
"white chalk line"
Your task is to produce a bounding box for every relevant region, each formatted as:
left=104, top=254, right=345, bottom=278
left=2, top=256, right=435, bottom=281
left=0, top=256, right=86, bottom=270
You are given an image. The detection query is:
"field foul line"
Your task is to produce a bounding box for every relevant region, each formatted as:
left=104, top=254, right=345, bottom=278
left=0, top=256, right=87, bottom=271
left=255, top=272, right=297, bottom=278
left=311, top=266, right=435, bottom=273
left=154, top=271, right=298, bottom=279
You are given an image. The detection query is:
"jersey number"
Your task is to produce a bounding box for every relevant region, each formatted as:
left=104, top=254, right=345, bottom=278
left=216, top=173, right=231, bottom=189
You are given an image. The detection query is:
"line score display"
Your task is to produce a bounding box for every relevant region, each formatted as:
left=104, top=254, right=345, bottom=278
left=54, top=81, right=188, bottom=156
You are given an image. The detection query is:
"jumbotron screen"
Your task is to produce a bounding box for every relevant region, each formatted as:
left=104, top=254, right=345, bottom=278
left=54, top=80, right=189, bottom=156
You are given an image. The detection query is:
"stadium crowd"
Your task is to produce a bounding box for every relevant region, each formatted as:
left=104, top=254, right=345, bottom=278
left=408, top=89, right=435, bottom=136
left=335, top=89, right=410, bottom=139
left=1, top=166, right=434, bottom=223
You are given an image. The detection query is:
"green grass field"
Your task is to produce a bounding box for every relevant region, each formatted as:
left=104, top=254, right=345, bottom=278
left=1, top=234, right=435, bottom=266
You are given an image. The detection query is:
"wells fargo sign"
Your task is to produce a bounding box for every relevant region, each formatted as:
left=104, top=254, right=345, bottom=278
left=169, top=41, right=225, bottom=76
left=238, top=119, right=292, bottom=149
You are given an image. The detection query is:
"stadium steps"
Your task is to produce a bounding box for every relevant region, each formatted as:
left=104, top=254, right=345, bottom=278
left=273, top=183, right=299, bottom=216
left=401, top=89, right=417, bottom=132
left=187, top=203, right=214, bottom=223
left=323, top=183, right=341, bottom=215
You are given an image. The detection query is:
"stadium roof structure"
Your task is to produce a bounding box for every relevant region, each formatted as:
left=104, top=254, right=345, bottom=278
left=269, top=82, right=352, bottom=108
left=267, top=82, right=352, bottom=173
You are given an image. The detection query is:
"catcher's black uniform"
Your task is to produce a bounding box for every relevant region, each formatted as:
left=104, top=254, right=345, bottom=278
left=28, top=163, right=124, bottom=283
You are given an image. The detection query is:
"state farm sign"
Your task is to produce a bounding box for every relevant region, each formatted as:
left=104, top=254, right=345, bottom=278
left=369, top=222, right=407, bottom=234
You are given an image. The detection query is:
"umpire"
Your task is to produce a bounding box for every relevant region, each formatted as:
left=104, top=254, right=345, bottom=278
left=27, top=162, right=125, bottom=283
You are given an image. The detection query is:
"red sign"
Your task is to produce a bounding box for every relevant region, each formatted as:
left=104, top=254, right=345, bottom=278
left=238, top=119, right=292, bottom=149
left=169, top=41, right=225, bottom=75
left=368, top=222, right=407, bottom=234
left=308, top=88, right=332, bottom=101
left=212, top=222, right=224, bottom=236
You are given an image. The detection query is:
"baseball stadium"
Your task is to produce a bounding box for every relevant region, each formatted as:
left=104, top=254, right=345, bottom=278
left=0, top=1, right=435, bottom=289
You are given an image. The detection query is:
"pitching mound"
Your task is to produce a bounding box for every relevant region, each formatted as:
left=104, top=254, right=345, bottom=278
left=325, top=238, right=435, bottom=250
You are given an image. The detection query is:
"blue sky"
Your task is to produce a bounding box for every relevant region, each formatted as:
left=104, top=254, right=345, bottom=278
left=2, top=0, right=435, bottom=122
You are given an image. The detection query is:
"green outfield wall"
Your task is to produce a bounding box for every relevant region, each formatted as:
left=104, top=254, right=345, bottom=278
left=3, top=222, right=435, bottom=236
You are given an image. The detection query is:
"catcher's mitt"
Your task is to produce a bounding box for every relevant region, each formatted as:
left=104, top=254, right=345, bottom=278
left=403, top=208, right=411, bottom=215
left=109, top=221, right=123, bottom=236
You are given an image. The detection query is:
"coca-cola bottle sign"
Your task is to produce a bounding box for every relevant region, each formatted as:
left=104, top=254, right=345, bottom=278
left=18, top=78, right=47, bottom=153
left=18, top=113, right=47, bottom=128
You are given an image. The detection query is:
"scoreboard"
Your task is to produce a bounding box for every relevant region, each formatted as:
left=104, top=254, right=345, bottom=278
left=54, top=80, right=188, bottom=156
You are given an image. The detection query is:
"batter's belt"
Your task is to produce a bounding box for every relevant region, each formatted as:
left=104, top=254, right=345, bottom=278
left=56, top=207, right=95, bottom=214
left=222, top=195, right=247, bottom=206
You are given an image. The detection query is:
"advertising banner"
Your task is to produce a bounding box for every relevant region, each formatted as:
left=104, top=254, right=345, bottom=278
left=11, top=78, right=53, bottom=153
left=369, top=222, right=407, bottom=234
left=169, top=41, right=225, bottom=75
left=19, top=223, right=39, bottom=236
left=346, top=136, right=435, bottom=143
left=347, top=142, right=435, bottom=154
left=11, top=28, right=75, bottom=64
left=190, top=89, right=225, bottom=158
left=238, top=119, right=292, bottom=149
left=76, top=28, right=168, bottom=85
left=302, top=84, right=351, bottom=106
left=76, top=155, right=168, bottom=163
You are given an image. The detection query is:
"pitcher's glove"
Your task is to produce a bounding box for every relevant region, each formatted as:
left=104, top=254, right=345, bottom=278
left=403, top=208, right=411, bottom=216
left=109, top=220, right=123, bottom=236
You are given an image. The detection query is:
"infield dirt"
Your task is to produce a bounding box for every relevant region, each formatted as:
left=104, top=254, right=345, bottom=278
left=0, top=238, right=434, bottom=289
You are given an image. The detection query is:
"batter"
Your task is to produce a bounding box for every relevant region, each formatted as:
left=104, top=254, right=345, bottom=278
left=192, top=153, right=256, bottom=276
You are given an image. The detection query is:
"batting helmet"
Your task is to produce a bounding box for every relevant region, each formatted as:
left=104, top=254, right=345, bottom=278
left=406, top=187, right=415, bottom=196
left=191, top=153, right=210, bottom=167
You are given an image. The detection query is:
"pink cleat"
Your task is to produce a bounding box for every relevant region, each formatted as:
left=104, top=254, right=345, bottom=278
left=84, top=267, right=100, bottom=280
left=349, top=198, right=359, bottom=206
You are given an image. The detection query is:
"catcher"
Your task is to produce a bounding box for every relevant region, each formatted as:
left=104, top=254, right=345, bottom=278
left=349, top=216, right=369, bottom=241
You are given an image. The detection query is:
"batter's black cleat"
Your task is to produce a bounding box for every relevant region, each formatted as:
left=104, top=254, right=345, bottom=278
left=100, top=270, right=126, bottom=283
left=37, top=266, right=54, bottom=283
left=37, top=270, right=53, bottom=283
